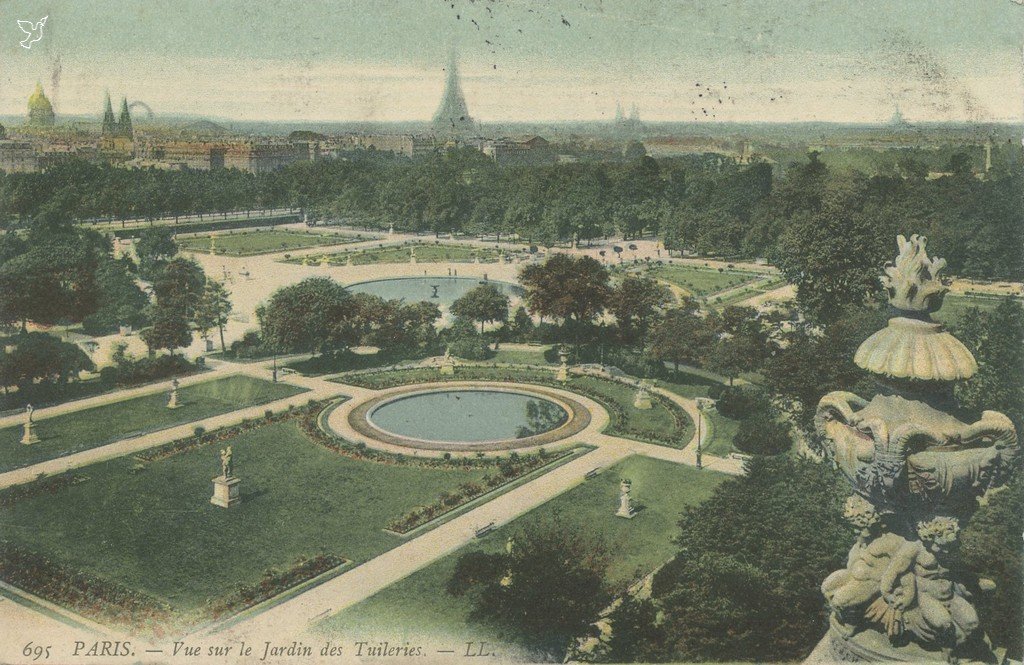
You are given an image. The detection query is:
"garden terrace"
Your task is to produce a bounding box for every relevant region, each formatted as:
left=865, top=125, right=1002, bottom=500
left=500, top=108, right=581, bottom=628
left=0, top=411, right=543, bottom=631
left=0, top=375, right=306, bottom=473
left=177, top=230, right=364, bottom=256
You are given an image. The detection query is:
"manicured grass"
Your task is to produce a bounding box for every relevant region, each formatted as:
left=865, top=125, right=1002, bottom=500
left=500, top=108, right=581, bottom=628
left=315, top=456, right=725, bottom=647
left=487, top=346, right=555, bottom=366
left=287, top=244, right=504, bottom=266
left=702, top=410, right=741, bottom=458
left=647, top=265, right=761, bottom=297
left=336, top=367, right=694, bottom=448
left=573, top=376, right=693, bottom=447
left=712, top=276, right=788, bottom=308
left=0, top=421, right=491, bottom=620
left=286, top=349, right=426, bottom=376
left=655, top=370, right=722, bottom=399
left=178, top=230, right=361, bottom=256
left=933, top=293, right=1018, bottom=327
left=0, top=375, right=307, bottom=472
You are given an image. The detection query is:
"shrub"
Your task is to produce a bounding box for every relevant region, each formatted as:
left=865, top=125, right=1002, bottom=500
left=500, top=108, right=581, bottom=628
left=733, top=414, right=791, bottom=456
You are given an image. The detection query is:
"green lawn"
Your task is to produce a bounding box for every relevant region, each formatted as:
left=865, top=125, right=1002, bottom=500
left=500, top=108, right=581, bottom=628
left=656, top=372, right=741, bottom=458
left=646, top=265, right=761, bottom=297
left=487, top=346, right=555, bottom=366
left=0, top=421, right=492, bottom=623
left=573, top=376, right=693, bottom=447
left=315, top=456, right=725, bottom=649
left=0, top=375, right=307, bottom=473
left=178, top=230, right=361, bottom=256
left=933, top=293, right=1018, bottom=327
left=702, top=410, right=741, bottom=458
left=287, top=244, right=504, bottom=266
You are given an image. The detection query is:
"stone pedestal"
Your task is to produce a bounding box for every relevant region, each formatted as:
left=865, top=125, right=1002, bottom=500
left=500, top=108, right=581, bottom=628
left=20, top=421, right=39, bottom=445
left=615, top=480, right=636, bottom=519
left=439, top=361, right=455, bottom=376
left=210, top=475, right=242, bottom=508
left=633, top=387, right=652, bottom=410
left=556, top=362, right=569, bottom=383
left=167, top=388, right=180, bottom=409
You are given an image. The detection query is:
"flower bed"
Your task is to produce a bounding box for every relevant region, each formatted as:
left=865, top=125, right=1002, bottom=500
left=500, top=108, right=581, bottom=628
left=0, top=542, right=171, bottom=633
left=0, top=474, right=89, bottom=508
left=135, top=402, right=321, bottom=463
left=384, top=449, right=574, bottom=534
left=207, top=554, right=347, bottom=621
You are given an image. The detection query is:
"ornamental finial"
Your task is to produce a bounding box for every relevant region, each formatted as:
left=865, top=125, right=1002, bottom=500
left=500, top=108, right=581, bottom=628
left=881, top=234, right=947, bottom=313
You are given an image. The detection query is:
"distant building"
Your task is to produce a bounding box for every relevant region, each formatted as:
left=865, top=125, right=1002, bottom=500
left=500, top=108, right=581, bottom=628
left=27, top=82, right=55, bottom=127
left=612, top=101, right=644, bottom=136
left=329, top=134, right=438, bottom=158
left=480, top=136, right=551, bottom=164
left=133, top=139, right=305, bottom=172
left=432, top=52, right=475, bottom=135
left=0, top=124, right=39, bottom=172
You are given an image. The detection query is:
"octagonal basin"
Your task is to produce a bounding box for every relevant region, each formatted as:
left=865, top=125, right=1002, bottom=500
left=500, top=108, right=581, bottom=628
left=347, top=276, right=521, bottom=308
left=367, top=389, right=568, bottom=445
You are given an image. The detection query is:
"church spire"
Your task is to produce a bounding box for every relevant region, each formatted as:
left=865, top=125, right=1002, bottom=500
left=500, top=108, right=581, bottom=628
left=118, top=97, right=133, bottom=137
left=102, top=92, right=116, bottom=135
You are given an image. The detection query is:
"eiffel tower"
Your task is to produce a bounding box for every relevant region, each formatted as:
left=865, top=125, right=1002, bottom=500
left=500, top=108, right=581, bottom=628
left=432, top=52, right=474, bottom=135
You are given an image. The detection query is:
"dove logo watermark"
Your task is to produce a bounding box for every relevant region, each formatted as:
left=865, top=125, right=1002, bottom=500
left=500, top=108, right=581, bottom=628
left=18, top=16, right=47, bottom=49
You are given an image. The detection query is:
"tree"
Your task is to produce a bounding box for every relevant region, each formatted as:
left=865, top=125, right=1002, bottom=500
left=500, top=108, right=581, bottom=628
left=447, top=520, right=611, bottom=659
left=762, top=305, right=886, bottom=430
left=135, top=227, right=178, bottom=279
left=732, top=412, right=792, bottom=456
left=603, top=598, right=667, bottom=663
left=82, top=257, right=150, bottom=335
left=152, top=257, right=205, bottom=321
left=0, top=332, right=95, bottom=393
left=519, top=254, right=611, bottom=342
left=704, top=310, right=768, bottom=386
left=194, top=279, right=233, bottom=352
left=451, top=284, right=510, bottom=340
left=640, top=456, right=852, bottom=663
left=954, top=299, right=1024, bottom=430
left=257, top=277, right=356, bottom=354
left=769, top=164, right=892, bottom=322
left=647, top=301, right=718, bottom=371
left=141, top=305, right=192, bottom=355
left=608, top=276, right=672, bottom=343
left=960, top=477, right=1024, bottom=661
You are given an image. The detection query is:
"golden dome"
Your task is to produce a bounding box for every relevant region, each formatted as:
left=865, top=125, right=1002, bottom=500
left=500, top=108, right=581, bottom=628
left=27, top=82, right=55, bottom=125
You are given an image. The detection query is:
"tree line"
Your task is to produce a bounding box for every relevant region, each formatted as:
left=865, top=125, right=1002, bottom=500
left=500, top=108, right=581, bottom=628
left=1, top=146, right=1019, bottom=281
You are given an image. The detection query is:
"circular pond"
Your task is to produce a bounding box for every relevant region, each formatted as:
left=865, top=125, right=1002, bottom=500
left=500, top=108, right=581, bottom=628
left=347, top=276, right=521, bottom=308
left=368, top=389, right=568, bottom=445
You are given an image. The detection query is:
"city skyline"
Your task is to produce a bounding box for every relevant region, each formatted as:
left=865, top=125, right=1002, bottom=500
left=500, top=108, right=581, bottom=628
left=0, top=0, right=1021, bottom=124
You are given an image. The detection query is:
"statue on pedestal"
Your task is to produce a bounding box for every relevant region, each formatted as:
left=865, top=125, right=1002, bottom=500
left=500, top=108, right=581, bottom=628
left=211, top=446, right=241, bottom=508
left=616, top=478, right=636, bottom=519
left=409, top=246, right=417, bottom=264
left=556, top=346, right=570, bottom=383
left=166, top=378, right=180, bottom=409
left=439, top=347, right=456, bottom=376
left=20, top=404, right=39, bottom=445
left=633, top=380, right=653, bottom=410
left=807, top=236, right=1019, bottom=664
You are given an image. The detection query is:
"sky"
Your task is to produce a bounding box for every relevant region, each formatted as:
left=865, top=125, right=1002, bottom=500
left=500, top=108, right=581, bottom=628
left=0, top=0, right=1021, bottom=124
